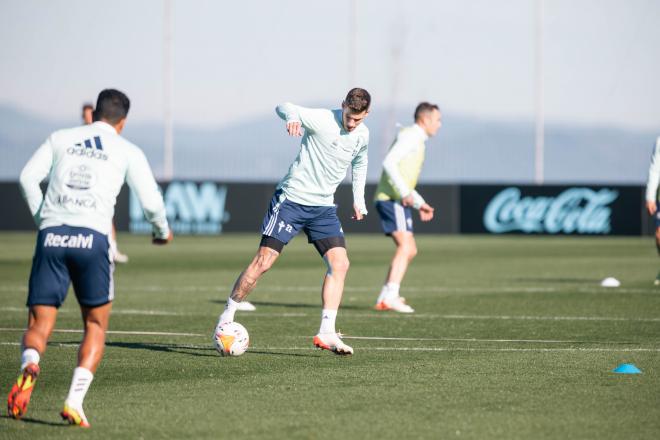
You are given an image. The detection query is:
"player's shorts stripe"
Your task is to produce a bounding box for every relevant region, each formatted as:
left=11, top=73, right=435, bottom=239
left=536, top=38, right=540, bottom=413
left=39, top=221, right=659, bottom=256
left=394, top=202, right=406, bottom=232
left=265, top=201, right=282, bottom=236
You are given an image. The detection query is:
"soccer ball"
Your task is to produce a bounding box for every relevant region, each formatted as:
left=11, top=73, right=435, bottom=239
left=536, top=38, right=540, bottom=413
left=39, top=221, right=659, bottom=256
left=214, top=322, right=249, bottom=356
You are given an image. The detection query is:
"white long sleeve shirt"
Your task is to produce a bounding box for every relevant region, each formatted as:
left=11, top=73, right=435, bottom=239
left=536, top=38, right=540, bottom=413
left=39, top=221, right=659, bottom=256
left=375, top=123, right=428, bottom=209
left=275, top=103, right=369, bottom=214
left=19, top=121, right=169, bottom=238
left=646, top=137, right=660, bottom=202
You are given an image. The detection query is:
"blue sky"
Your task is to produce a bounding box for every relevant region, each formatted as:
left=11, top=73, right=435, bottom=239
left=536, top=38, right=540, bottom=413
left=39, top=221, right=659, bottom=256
left=1, top=0, right=659, bottom=131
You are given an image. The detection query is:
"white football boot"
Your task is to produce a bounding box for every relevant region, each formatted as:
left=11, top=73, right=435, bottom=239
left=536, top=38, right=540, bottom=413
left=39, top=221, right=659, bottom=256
left=313, top=333, right=353, bottom=355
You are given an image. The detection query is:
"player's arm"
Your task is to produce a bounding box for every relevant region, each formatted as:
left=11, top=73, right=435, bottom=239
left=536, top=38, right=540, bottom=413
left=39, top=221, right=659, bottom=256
left=19, top=136, right=54, bottom=225
left=275, top=102, right=328, bottom=137
left=646, top=137, right=660, bottom=216
left=125, top=148, right=171, bottom=244
left=382, top=132, right=426, bottom=210
left=351, top=141, right=369, bottom=220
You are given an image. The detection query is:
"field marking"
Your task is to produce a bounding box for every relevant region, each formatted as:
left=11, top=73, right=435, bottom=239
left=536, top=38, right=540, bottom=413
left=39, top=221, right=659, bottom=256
left=2, top=306, right=659, bottom=322
left=0, top=328, right=204, bottom=337
left=0, top=328, right=654, bottom=348
left=1, top=284, right=657, bottom=295
left=339, top=336, right=639, bottom=344
left=1, top=341, right=658, bottom=353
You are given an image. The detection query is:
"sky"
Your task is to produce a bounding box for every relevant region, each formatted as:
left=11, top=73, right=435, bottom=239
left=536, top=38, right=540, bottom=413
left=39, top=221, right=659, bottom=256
left=1, top=0, right=659, bottom=131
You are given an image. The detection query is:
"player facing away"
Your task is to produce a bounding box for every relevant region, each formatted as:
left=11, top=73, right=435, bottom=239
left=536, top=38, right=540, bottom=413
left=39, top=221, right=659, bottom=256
left=7, top=89, right=172, bottom=427
left=373, top=102, right=442, bottom=313
left=215, top=88, right=371, bottom=355
left=82, top=102, right=130, bottom=264
left=644, top=136, right=660, bottom=285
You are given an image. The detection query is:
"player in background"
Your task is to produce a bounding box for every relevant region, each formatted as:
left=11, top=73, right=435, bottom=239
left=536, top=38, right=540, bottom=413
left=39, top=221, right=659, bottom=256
left=82, top=103, right=129, bottom=264
left=373, top=102, right=441, bottom=313
left=7, top=89, right=171, bottom=427
left=644, top=136, right=660, bottom=285
left=215, top=88, right=371, bottom=355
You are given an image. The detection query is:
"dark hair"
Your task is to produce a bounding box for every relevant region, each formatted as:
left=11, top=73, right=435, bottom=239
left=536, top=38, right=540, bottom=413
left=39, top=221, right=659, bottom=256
left=93, top=89, right=130, bottom=124
left=414, top=102, right=439, bottom=122
left=344, top=88, right=371, bottom=113
left=82, top=103, right=94, bottom=111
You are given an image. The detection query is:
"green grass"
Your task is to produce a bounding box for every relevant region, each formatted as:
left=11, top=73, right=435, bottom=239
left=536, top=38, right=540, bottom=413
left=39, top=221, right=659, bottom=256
left=1, top=232, right=659, bottom=439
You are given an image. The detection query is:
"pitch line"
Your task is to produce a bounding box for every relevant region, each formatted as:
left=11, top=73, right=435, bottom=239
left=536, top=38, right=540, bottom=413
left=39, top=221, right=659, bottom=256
left=1, top=342, right=657, bottom=353
left=2, top=306, right=659, bottom=322
left=0, top=328, right=204, bottom=337
left=1, top=284, right=656, bottom=295
left=338, top=336, right=639, bottom=344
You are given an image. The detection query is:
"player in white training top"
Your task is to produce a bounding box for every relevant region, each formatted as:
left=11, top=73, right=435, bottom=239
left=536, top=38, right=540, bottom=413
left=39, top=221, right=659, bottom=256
left=82, top=102, right=130, bottom=264
left=7, top=89, right=171, bottom=428
left=644, top=136, right=660, bottom=285
left=215, top=88, right=371, bottom=355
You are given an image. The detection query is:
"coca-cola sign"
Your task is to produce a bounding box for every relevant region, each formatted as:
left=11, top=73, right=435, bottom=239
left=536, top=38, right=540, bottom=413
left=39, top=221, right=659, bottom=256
left=484, top=187, right=618, bottom=234
left=460, top=185, right=643, bottom=236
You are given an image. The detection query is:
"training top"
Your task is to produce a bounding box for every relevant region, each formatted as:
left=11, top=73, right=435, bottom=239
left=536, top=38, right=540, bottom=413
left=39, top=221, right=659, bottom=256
left=374, top=123, right=428, bottom=209
left=19, top=121, right=169, bottom=238
left=645, top=136, right=660, bottom=202
left=275, top=103, right=369, bottom=214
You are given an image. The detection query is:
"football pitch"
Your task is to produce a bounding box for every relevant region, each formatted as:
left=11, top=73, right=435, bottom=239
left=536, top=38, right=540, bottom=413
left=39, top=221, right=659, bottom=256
left=1, top=232, right=659, bottom=439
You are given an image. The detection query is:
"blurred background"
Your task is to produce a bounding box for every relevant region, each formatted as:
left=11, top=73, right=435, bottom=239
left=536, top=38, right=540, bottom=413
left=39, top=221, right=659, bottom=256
left=2, top=0, right=659, bottom=182
left=1, top=0, right=659, bottom=235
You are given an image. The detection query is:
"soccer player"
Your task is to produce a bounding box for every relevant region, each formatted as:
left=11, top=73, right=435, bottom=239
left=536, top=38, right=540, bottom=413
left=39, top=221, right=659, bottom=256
left=373, top=102, right=442, bottom=313
left=645, top=135, right=660, bottom=285
left=215, top=88, right=371, bottom=355
left=82, top=103, right=129, bottom=264
left=7, top=89, right=171, bottom=427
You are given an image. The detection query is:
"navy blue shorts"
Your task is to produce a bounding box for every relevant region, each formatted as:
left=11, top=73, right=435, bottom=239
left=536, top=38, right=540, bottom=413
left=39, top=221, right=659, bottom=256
left=655, top=203, right=660, bottom=228
left=375, top=200, right=413, bottom=235
left=261, top=191, right=344, bottom=245
left=27, top=226, right=113, bottom=308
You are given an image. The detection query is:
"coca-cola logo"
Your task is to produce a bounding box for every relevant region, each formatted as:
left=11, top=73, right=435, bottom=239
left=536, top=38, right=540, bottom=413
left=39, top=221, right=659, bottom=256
left=483, top=187, right=618, bottom=234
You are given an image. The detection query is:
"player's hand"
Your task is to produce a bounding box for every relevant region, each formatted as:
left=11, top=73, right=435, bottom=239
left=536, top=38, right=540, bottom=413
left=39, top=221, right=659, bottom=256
left=401, top=194, right=415, bottom=207
left=286, top=121, right=303, bottom=137
left=152, top=230, right=173, bottom=245
left=647, top=200, right=657, bottom=216
left=419, top=204, right=434, bottom=222
left=351, top=204, right=365, bottom=221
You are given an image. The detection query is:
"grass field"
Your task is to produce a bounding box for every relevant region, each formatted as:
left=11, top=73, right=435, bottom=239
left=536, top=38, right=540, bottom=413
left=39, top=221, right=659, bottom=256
left=1, top=232, right=659, bottom=439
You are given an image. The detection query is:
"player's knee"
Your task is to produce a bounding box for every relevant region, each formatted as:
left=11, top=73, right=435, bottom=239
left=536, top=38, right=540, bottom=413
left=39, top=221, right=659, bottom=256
left=407, top=245, right=418, bottom=260
left=328, top=255, right=350, bottom=274
left=655, top=228, right=660, bottom=243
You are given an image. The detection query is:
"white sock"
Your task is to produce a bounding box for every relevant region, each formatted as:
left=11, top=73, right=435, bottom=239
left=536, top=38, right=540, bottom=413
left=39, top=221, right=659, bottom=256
left=218, top=297, right=239, bottom=325
left=377, top=285, right=389, bottom=303
left=20, top=348, right=40, bottom=371
left=319, top=309, right=337, bottom=334
left=65, top=367, right=94, bottom=409
left=384, top=282, right=400, bottom=301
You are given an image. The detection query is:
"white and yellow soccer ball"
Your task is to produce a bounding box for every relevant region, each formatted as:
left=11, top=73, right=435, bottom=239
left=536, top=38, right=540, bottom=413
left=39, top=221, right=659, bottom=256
left=214, top=322, right=249, bottom=356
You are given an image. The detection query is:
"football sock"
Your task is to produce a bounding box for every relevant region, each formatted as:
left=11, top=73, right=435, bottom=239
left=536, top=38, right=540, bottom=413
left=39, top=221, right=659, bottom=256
left=385, top=282, right=400, bottom=301
left=20, top=348, right=40, bottom=371
left=377, top=285, right=390, bottom=303
left=319, top=309, right=337, bottom=334
left=65, top=367, right=94, bottom=409
left=219, top=297, right=239, bottom=324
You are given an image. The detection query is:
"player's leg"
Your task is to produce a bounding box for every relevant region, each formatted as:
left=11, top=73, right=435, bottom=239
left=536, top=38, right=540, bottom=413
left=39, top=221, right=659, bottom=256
left=61, top=227, right=113, bottom=427
left=313, top=242, right=353, bottom=355
left=376, top=231, right=416, bottom=313
left=655, top=225, right=660, bottom=285
left=61, top=302, right=112, bottom=428
left=218, top=242, right=282, bottom=324
left=306, top=206, right=353, bottom=354
left=7, top=227, right=69, bottom=419
left=374, top=201, right=415, bottom=312
left=7, top=306, right=57, bottom=419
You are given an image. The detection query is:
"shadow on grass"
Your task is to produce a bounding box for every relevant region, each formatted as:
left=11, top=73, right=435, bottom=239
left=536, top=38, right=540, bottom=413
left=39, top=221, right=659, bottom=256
left=209, top=299, right=362, bottom=310
left=104, top=341, right=218, bottom=358
left=0, top=414, right=66, bottom=427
